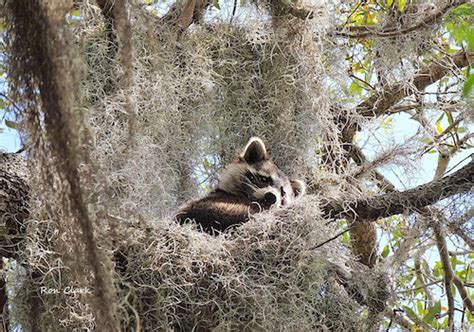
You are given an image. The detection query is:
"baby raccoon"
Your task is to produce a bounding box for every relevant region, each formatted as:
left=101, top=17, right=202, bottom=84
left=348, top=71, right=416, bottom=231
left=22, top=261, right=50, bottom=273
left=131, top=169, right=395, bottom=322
left=176, top=137, right=305, bottom=234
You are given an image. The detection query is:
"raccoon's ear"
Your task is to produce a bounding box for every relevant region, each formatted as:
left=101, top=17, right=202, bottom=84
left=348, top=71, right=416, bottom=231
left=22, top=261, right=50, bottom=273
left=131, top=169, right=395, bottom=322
left=241, top=137, right=267, bottom=164
left=290, top=179, right=306, bottom=197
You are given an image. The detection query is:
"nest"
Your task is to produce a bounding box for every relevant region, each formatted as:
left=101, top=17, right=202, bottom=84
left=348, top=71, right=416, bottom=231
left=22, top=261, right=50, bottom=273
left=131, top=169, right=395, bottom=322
left=111, top=196, right=387, bottom=331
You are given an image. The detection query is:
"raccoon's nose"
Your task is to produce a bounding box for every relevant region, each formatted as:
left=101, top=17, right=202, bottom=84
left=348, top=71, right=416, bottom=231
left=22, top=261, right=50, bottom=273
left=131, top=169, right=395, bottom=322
left=264, top=192, right=277, bottom=205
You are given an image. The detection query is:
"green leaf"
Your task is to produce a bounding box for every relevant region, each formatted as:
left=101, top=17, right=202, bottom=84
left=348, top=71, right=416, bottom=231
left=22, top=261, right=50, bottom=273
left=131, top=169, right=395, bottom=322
left=417, top=301, right=424, bottom=315
left=381, top=245, right=390, bottom=258
left=5, top=119, right=19, bottom=130
left=449, top=4, right=474, bottom=17
left=387, top=0, right=394, bottom=6
left=436, top=112, right=445, bottom=122
left=403, top=305, right=420, bottom=322
left=446, top=111, right=454, bottom=126
left=463, top=72, right=474, bottom=97
left=446, top=19, right=474, bottom=50
left=433, top=262, right=442, bottom=277
left=349, top=81, right=363, bottom=96
left=213, top=0, right=221, bottom=10
left=451, top=257, right=465, bottom=267
left=398, top=0, right=406, bottom=12
left=423, top=301, right=441, bottom=325
left=422, top=138, right=432, bottom=145
left=0, top=98, right=5, bottom=109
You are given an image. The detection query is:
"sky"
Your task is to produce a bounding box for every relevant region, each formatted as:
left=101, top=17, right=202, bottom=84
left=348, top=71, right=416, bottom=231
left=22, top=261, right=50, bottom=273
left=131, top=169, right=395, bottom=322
left=0, top=121, right=20, bottom=152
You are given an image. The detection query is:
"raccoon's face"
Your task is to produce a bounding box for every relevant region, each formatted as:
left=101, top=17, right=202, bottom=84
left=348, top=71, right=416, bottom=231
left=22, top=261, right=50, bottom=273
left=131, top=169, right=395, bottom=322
left=218, top=137, right=305, bottom=209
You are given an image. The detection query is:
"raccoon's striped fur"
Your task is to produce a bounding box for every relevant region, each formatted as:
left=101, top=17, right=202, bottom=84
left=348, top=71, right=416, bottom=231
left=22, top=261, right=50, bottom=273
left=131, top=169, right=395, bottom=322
left=176, top=137, right=305, bottom=234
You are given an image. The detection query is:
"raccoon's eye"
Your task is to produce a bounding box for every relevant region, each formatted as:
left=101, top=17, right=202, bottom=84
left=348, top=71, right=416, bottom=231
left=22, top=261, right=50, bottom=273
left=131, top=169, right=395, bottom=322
left=258, top=175, right=273, bottom=185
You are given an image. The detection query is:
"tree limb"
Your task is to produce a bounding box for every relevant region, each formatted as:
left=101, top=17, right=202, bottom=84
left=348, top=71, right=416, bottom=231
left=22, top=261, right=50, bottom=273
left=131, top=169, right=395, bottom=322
left=335, top=0, right=467, bottom=38
left=328, top=47, right=473, bottom=266
left=433, top=221, right=455, bottom=330
left=334, top=50, right=472, bottom=151
left=433, top=211, right=474, bottom=315
left=357, top=50, right=473, bottom=118
left=325, top=158, right=474, bottom=220
left=384, top=309, right=413, bottom=330
left=349, top=145, right=397, bottom=192
left=161, top=0, right=211, bottom=32
left=272, top=0, right=314, bottom=20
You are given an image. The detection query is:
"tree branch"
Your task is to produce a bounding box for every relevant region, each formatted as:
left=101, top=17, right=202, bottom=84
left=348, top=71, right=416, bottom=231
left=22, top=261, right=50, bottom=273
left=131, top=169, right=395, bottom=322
left=385, top=309, right=413, bottom=330
left=332, top=50, right=472, bottom=176
left=453, top=274, right=474, bottom=314
left=357, top=50, right=473, bottom=118
left=272, top=0, right=314, bottom=20
left=349, top=145, right=397, bottom=192
left=161, top=0, right=211, bottom=33
left=334, top=47, right=472, bottom=267
left=433, top=221, right=455, bottom=330
left=433, top=211, right=474, bottom=315
left=325, top=158, right=474, bottom=220
left=335, top=0, right=467, bottom=38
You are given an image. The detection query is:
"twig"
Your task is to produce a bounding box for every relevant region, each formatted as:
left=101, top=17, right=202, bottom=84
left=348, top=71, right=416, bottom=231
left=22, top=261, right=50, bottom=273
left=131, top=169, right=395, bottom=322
left=310, top=228, right=350, bottom=250
left=341, top=1, right=364, bottom=31
left=350, top=74, right=375, bottom=91
left=433, top=221, right=455, bottom=330
left=452, top=273, right=474, bottom=314
left=385, top=308, right=411, bottom=331
left=414, top=258, right=434, bottom=305
left=435, top=116, right=463, bottom=140
left=395, top=279, right=443, bottom=294
left=444, top=153, right=473, bottom=176
left=230, top=0, right=237, bottom=23
left=386, top=103, right=420, bottom=114
left=448, top=250, right=473, bottom=256
left=0, top=92, right=22, bottom=113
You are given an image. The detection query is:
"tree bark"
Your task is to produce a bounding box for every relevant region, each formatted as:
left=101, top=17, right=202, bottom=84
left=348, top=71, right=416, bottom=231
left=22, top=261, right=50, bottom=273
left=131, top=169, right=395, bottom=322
left=325, top=158, right=474, bottom=221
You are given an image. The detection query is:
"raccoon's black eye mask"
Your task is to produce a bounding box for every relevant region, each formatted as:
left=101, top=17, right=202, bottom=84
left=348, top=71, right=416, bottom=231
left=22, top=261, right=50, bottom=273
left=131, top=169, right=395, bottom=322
left=244, top=171, right=273, bottom=188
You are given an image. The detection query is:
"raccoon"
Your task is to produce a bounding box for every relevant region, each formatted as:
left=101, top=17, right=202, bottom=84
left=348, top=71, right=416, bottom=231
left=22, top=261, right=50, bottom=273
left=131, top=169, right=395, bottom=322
left=176, top=137, right=305, bottom=234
